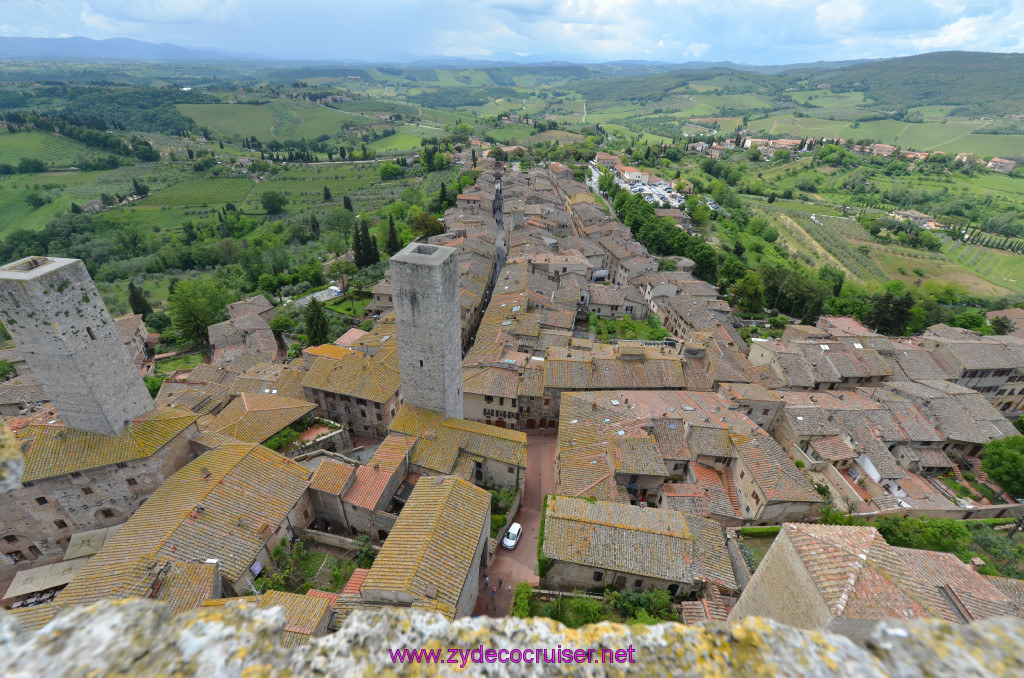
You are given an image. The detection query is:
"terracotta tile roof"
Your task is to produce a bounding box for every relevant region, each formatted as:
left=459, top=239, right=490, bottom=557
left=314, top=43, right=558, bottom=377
left=543, top=496, right=736, bottom=590
left=231, top=360, right=308, bottom=400
left=301, top=346, right=400, bottom=403
left=661, top=483, right=710, bottom=516
left=335, top=328, right=367, bottom=346
left=392, top=404, right=526, bottom=474
left=6, top=603, right=58, bottom=631
left=556, top=390, right=765, bottom=502
left=261, top=590, right=331, bottom=646
left=0, top=374, right=46, bottom=406
left=342, top=567, right=370, bottom=595
left=203, top=591, right=329, bottom=646
left=343, top=433, right=411, bottom=510
left=361, top=476, right=490, bottom=620
left=782, top=523, right=1020, bottom=624
left=732, top=432, right=821, bottom=502
left=203, top=392, right=314, bottom=444
left=155, top=381, right=231, bottom=415
left=16, top=407, right=198, bottom=482
left=880, top=381, right=1017, bottom=444
left=809, top=436, right=857, bottom=461
left=690, top=464, right=740, bottom=518
left=309, top=459, right=356, bottom=494
left=463, top=365, right=521, bottom=398
left=55, top=441, right=310, bottom=604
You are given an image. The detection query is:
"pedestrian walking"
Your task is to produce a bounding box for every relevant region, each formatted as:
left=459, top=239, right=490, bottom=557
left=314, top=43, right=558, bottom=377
left=484, top=573, right=490, bottom=586
left=498, top=578, right=503, bottom=588
left=492, top=588, right=497, bottom=599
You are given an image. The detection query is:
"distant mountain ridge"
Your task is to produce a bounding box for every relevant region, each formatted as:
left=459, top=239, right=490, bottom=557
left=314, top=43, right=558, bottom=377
left=0, top=36, right=256, bottom=60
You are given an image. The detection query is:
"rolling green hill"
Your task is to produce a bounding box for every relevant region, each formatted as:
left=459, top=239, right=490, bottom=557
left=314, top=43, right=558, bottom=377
left=807, top=51, right=1024, bottom=116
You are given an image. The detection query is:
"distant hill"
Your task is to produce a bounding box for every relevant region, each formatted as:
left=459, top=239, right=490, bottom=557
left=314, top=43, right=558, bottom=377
left=0, top=36, right=255, bottom=61
left=810, top=51, right=1024, bottom=116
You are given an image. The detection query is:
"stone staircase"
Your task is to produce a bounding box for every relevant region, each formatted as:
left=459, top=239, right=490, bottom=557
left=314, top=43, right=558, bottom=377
left=721, top=470, right=741, bottom=517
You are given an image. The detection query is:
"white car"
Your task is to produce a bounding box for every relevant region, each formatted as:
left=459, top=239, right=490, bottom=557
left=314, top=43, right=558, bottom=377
left=502, top=522, right=523, bottom=550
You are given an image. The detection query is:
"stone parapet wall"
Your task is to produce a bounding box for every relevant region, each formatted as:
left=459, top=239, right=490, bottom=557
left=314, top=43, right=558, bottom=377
left=2, top=600, right=1023, bottom=677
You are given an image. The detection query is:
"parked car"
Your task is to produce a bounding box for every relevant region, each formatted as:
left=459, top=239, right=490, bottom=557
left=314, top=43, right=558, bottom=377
left=502, top=522, right=523, bottom=550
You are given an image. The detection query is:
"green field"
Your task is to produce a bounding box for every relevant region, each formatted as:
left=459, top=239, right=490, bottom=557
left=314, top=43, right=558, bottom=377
left=748, top=115, right=1024, bottom=157
left=141, top=177, right=255, bottom=206
left=0, top=130, right=93, bottom=167
left=366, top=128, right=430, bottom=152
left=178, top=101, right=355, bottom=140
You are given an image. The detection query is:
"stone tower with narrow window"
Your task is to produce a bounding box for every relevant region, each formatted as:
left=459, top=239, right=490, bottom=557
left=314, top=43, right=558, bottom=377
left=390, top=243, right=463, bottom=419
left=0, top=256, right=153, bottom=436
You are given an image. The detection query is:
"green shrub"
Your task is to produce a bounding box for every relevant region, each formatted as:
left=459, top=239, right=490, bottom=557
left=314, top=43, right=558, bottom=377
left=564, top=594, right=606, bottom=627
left=607, top=589, right=675, bottom=621
left=538, top=495, right=553, bottom=578
left=794, top=459, right=805, bottom=468
left=539, top=602, right=561, bottom=621
left=490, top=514, right=508, bottom=538
left=628, top=609, right=659, bottom=625
left=739, top=526, right=782, bottom=538
left=511, top=583, right=533, bottom=618
left=490, top=487, right=516, bottom=514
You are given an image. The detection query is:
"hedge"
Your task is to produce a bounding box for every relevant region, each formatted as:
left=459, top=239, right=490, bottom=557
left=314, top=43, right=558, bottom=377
left=739, top=526, right=782, bottom=538
left=511, top=582, right=533, bottom=618
left=537, top=494, right=553, bottom=578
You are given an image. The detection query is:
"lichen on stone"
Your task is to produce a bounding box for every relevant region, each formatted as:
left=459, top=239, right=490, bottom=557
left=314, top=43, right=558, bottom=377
left=3, top=600, right=1024, bottom=677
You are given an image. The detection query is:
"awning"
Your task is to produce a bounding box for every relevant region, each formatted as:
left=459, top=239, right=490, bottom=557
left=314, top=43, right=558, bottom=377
left=3, top=557, right=90, bottom=599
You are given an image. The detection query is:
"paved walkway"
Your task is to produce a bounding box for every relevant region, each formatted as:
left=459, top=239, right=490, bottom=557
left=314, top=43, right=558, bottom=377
left=472, top=431, right=556, bottom=617
left=524, top=430, right=557, bottom=511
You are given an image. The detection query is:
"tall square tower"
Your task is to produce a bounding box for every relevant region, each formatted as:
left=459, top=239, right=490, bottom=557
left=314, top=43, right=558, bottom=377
left=0, top=256, right=153, bottom=436
left=390, top=243, right=464, bottom=419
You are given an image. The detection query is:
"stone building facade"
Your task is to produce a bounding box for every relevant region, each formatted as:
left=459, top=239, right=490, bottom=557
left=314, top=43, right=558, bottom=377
left=0, top=256, right=153, bottom=436
left=390, top=244, right=464, bottom=419
left=0, top=411, right=198, bottom=567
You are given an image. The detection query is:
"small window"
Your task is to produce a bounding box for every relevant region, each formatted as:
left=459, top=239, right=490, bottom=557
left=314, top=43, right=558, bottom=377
left=126, top=478, right=137, bottom=487
left=3, top=535, right=17, bottom=543
left=86, top=327, right=96, bottom=340
left=762, top=408, right=770, bottom=416
left=739, top=470, right=745, bottom=480
left=81, top=487, right=94, bottom=496
left=419, top=360, right=424, bottom=367
left=303, top=509, right=309, bottom=520
left=70, top=471, right=82, bottom=478
left=100, top=509, right=115, bottom=519
left=593, top=571, right=604, bottom=582
left=35, top=497, right=48, bottom=506
left=116, top=462, right=127, bottom=469
left=634, top=579, right=643, bottom=588
left=54, top=520, right=67, bottom=529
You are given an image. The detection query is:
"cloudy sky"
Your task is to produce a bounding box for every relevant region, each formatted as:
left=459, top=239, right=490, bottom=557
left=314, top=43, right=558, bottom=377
left=2, top=0, right=1024, bottom=63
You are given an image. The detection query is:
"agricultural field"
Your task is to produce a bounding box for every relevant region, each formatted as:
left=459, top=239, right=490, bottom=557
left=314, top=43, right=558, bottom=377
left=747, top=114, right=1024, bottom=157
left=366, top=128, right=430, bottom=152
left=759, top=203, right=1023, bottom=296
left=520, top=130, right=586, bottom=146
left=0, top=130, right=94, bottom=167
left=141, top=177, right=256, bottom=207
left=177, top=100, right=355, bottom=140
left=489, top=125, right=537, bottom=144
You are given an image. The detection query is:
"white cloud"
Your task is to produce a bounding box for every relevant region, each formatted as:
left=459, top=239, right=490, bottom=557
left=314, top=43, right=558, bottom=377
left=815, top=0, right=865, bottom=31
left=79, top=3, right=114, bottom=33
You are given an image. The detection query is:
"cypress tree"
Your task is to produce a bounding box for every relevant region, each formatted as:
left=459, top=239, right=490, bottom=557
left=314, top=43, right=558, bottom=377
left=369, top=234, right=380, bottom=265
left=352, top=222, right=366, bottom=267
left=127, top=282, right=153, bottom=317
left=343, top=195, right=353, bottom=212
left=385, top=215, right=401, bottom=255
left=323, top=185, right=332, bottom=202
left=304, top=298, right=331, bottom=347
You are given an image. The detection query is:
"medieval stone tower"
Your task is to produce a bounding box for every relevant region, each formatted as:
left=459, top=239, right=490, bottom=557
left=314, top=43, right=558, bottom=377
left=390, top=243, right=464, bottom=419
left=0, top=256, right=153, bottom=436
